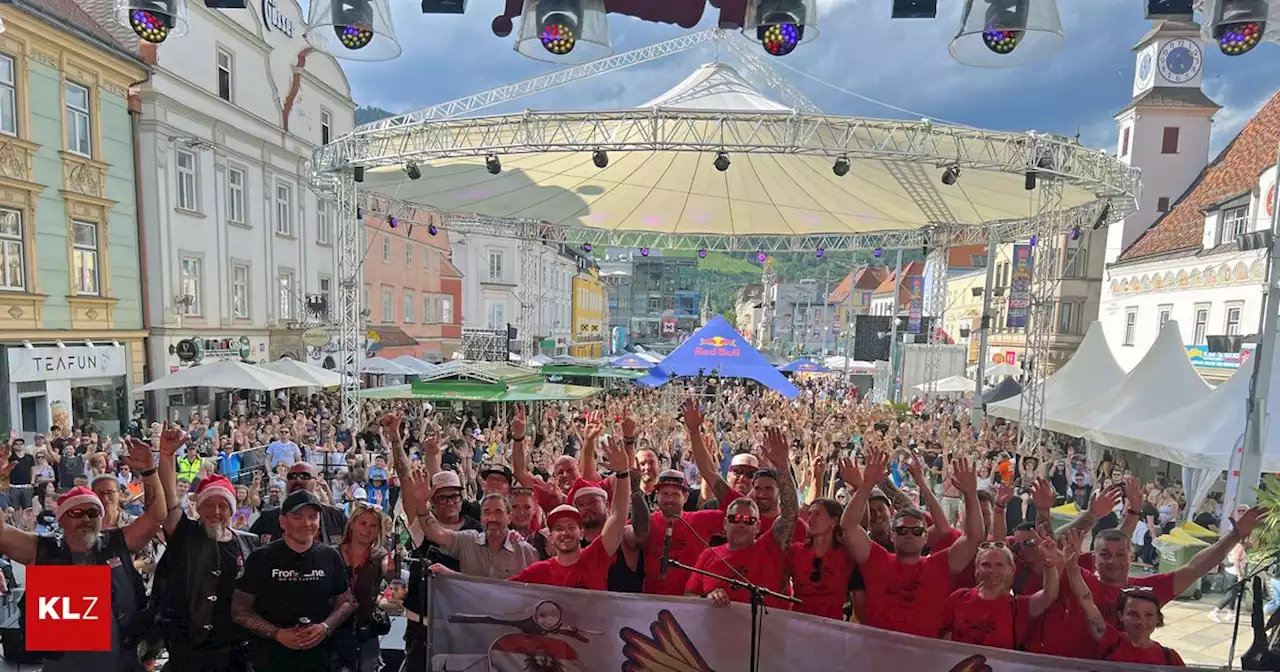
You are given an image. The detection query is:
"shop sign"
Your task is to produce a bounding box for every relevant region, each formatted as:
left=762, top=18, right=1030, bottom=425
left=7, top=345, right=127, bottom=383
left=174, top=339, right=202, bottom=362
left=261, top=0, right=295, bottom=37
left=1186, top=345, right=1252, bottom=370
left=192, top=336, right=253, bottom=361
left=302, top=328, right=331, bottom=347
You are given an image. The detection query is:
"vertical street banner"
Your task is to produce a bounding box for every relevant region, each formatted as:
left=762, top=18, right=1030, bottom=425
left=1007, top=244, right=1033, bottom=328
left=427, top=575, right=1140, bottom=671
left=906, top=276, right=924, bottom=333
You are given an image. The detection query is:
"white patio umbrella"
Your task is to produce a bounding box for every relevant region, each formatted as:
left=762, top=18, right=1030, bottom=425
left=914, top=374, right=979, bottom=394
left=391, top=356, right=437, bottom=374
left=985, top=362, right=1022, bottom=379
left=136, top=359, right=315, bottom=392
left=362, top=357, right=416, bottom=375
left=259, top=358, right=343, bottom=388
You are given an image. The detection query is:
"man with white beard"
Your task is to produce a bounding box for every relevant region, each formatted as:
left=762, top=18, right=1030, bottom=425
left=154, top=428, right=262, bottom=671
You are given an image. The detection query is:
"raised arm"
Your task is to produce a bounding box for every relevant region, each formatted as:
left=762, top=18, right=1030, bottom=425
left=380, top=413, right=413, bottom=483
left=945, top=458, right=984, bottom=576
left=991, top=483, right=1013, bottom=541
left=1058, top=484, right=1122, bottom=538
left=510, top=405, right=541, bottom=489
left=122, top=437, right=165, bottom=553
left=839, top=450, right=890, bottom=566
left=1117, top=475, right=1144, bottom=538
left=1061, top=529, right=1106, bottom=642
left=681, top=399, right=729, bottom=502
left=156, top=429, right=187, bottom=536
left=1028, top=532, right=1063, bottom=618
left=906, top=451, right=952, bottom=542
left=580, top=411, right=603, bottom=482
left=599, top=438, right=632, bottom=556
left=1171, top=506, right=1266, bottom=596
left=623, top=469, right=651, bottom=549
left=1029, top=478, right=1056, bottom=537
left=762, top=428, right=798, bottom=550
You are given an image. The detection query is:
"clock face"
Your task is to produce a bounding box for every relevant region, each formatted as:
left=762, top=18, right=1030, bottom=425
left=1158, top=38, right=1203, bottom=84
left=1137, top=51, right=1154, bottom=87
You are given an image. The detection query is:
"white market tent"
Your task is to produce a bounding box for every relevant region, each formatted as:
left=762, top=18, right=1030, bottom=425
left=1046, top=321, right=1210, bottom=437
left=136, top=359, right=314, bottom=392
left=913, top=375, right=977, bottom=394
left=259, top=358, right=343, bottom=388
left=987, top=321, right=1124, bottom=422
left=362, top=357, right=416, bottom=376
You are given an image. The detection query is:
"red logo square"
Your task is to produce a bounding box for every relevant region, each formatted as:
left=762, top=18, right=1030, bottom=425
left=25, top=565, right=112, bottom=652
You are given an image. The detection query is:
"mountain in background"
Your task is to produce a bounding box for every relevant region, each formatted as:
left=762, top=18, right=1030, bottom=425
left=356, top=105, right=395, bottom=125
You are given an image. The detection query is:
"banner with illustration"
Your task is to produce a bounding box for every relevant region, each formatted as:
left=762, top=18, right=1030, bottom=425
left=1007, top=244, right=1033, bottom=328
left=906, top=276, right=924, bottom=333
left=427, top=575, right=1149, bottom=671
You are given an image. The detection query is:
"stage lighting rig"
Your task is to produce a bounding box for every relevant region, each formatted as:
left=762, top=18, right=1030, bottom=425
left=891, top=0, right=937, bottom=18
left=698, top=249, right=707, bottom=258
left=515, top=0, right=612, bottom=63
left=981, top=0, right=1027, bottom=55
left=405, top=161, right=421, bottom=180
left=486, top=154, right=502, bottom=174
left=747, top=0, right=816, bottom=56
left=941, top=165, right=960, bottom=185
left=713, top=152, right=731, bottom=172
left=592, top=150, right=609, bottom=168
left=305, top=0, right=401, bottom=61
left=950, top=0, right=1064, bottom=68
left=428, top=224, right=439, bottom=236
left=115, top=0, right=190, bottom=44
left=1210, top=0, right=1270, bottom=56
left=832, top=156, right=850, bottom=176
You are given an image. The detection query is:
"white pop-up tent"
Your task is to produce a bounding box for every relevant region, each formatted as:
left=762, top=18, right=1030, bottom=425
left=362, top=357, right=416, bottom=376
left=987, top=321, right=1125, bottom=422
left=391, top=356, right=437, bottom=374
left=1046, top=320, right=1210, bottom=438
left=914, top=375, right=978, bottom=394
left=985, top=362, right=1022, bottom=379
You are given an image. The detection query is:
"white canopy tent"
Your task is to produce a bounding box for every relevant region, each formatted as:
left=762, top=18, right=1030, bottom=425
left=391, top=356, right=437, bottom=374
left=259, top=358, right=343, bottom=388
left=914, top=375, right=977, bottom=394
left=985, top=362, right=1022, bottom=379
left=987, top=321, right=1125, bottom=422
left=136, top=359, right=314, bottom=392
left=1046, top=321, right=1210, bottom=437
left=362, top=357, right=416, bottom=376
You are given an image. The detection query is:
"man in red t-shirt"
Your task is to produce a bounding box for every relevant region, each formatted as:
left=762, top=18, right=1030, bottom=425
left=841, top=449, right=983, bottom=638
left=685, top=428, right=798, bottom=610
left=632, top=470, right=723, bottom=596
left=940, top=536, right=1062, bottom=650
left=508, top=438, right=633, bottom=591
left=1027, top=506, right=1266, bottom=658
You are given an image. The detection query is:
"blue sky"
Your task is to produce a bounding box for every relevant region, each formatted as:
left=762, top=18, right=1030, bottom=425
left=339, top=0, right=1280, bottom=156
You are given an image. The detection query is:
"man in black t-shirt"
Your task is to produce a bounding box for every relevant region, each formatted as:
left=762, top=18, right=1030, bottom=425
left=250, top=462, right=347, bottom=545
left=4, top=440, right=34, bottom=509
left=232, top=490, right=354, bottom=672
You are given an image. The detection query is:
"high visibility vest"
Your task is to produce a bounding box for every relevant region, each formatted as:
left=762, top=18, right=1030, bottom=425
left=177, top=456, right=202, bottom=484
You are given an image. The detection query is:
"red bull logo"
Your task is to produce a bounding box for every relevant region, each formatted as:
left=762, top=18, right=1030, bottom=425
left=698, top=336, right=737, bottom=348
left=694, top=334, right=740, bottom=358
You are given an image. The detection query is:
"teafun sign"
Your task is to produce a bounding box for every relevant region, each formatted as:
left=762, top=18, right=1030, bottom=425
left=7, top=345, right=127, bottom=383
left=262, top=0, right=295, bottom=37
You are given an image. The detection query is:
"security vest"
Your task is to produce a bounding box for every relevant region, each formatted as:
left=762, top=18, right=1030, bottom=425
left=177, top=456, right=202, bottom=484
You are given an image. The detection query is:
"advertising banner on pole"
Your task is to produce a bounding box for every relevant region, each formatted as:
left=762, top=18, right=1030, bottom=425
left=428, top=575, right=1138, bottom=672
left=1007, top=244, right=1033, bottom=328
left=906, top=276, right=923, bottom=333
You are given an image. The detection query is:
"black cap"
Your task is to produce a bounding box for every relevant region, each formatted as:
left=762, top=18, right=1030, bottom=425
left=281, top=489, right=323, bottom=514
left=480, top=464, right=514, bottom=484
left=753, top=468, right=779, bottom=482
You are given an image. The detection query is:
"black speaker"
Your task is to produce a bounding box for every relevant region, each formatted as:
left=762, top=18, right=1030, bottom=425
left=205, top=0, right=247, bottom=7
left=891, top=0, right=936, bottom=18
left=353, top=166, right=365, bottom=183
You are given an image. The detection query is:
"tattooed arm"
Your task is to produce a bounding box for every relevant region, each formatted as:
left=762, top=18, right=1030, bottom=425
left=232, top=589, right=281, bottom=640
left=624, top=470, right=652, bottom=549
left=765, top=429, right=799, bottom=550
left=322, top=589, right=358, bottom=632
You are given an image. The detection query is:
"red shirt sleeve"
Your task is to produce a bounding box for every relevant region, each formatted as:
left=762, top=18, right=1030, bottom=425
left=940, top=588, right=964, bottom=635
left=510, top=562, right=545, bottom=584
left=718, top=490, right=744, bottom=512
left=1096, top=624, right=1125, bottom=659
left=533, top=484, right=560, bottom=512
left=688, top=509, right=725, bottom=538
left=685, top=549, right=715, bottom=595
left=931, top=526, right=963, bottom=552
left=1131, top=570, right=1178, bottom=605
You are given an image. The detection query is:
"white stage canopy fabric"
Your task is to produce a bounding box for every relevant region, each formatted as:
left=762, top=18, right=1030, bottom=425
left=987, top=321, right=1124, bottom=422
left=914, top=375, right=977, bottom=394
left=136, top=359, right=314, bottom=392
left=1046, top=320, right=1210, bottom=438
left=363, top=357, right=417, bottom=375
left=392, top=356, right=438, bottom=374
left=259, top=358, right=343, bottom=388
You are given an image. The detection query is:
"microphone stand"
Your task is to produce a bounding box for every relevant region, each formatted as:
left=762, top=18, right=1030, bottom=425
left=666, top=558, right=799, bottom=672
left=1228, top=557, right=1274, bottom=668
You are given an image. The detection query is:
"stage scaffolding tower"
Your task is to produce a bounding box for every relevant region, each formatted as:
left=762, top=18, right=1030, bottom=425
left=1015, top=168, right=1065, bottom=457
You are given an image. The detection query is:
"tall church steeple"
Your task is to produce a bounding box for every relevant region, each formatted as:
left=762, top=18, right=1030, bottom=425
left=1106, top=20, right=1221, bottom=265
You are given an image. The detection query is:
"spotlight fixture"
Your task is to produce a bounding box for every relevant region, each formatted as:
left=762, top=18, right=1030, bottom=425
left=713, top=151, right=731, bottom=172
left=485, top=154, right=502, bottom=175
left=332, top=0, right=377, bottom=50
left=873, top=248, right=883, bottom=258
left=982, top=0, right=1029, bottom=55
left=759, top=22, right=801, bottom=56
left=122, top=0, right=186, bottom=44
left=592, top=149, right=608, bottom=168
left=405, top=161, right=421, bottom=180
left=752, top=0, right=809, bottom=57
left=832, top=156, right=850, bottom=177
left=1029, top=234, right=1038, bottom=247
left=1212, top=0, right=1268, bottom=56
left=537, top=0, right=582, bottom=55
left=583, top=243, right=592, bottom=253
left=1069, top=225, right=1080, bottom=241
left=428, top=223, right=439, bottom=236
left=815, top=248, right=825, bottom=258
left=1091, top=202, right=1111, bottom=230
left=941, top=165, right=960, bottom=186
left=353, top=166, right=365, bottom=183
left=389, top=216, right=399, bottom=228
left=698, top=248, right=707, bottom=258
left=756, top=250, right=768, bottom=263
left=640, top=247, right=650, bottom=257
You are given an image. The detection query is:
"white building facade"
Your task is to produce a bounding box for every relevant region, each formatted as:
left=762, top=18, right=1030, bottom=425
left=1099, top=20, right=1277, bottom=385
left=451, top=234, right=574, bottom=355
left=134, top=0, right=354, bottom=417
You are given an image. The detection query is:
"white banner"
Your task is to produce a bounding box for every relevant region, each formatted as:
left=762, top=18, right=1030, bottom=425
left=427, top=575, right=1169, bottom=671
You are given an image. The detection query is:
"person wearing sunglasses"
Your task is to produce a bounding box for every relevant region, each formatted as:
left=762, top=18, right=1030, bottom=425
left=685, top=427, right=798, bottom=610
left=839, top=449, right=984, bottom=639
left=250, top=461, right=349, bottom=546
left=940, top=535, right=1063, bottom=651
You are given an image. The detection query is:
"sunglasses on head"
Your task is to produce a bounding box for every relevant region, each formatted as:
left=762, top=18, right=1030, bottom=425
left=979, top=541, right=1009, bottom=551
left=287, top=472, right=314, bottom=481
left=65, top=508, right=101, bottom=520
left=727, top=513, right=758, bottom=526
left=892, top=525, right=926, bottom=537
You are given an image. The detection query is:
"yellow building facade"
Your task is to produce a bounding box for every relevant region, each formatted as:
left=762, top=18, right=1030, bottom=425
left=572, top=268, right=606, bottom=357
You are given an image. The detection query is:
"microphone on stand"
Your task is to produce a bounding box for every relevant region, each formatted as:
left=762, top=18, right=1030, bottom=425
left=659, top=521, right=673, bottom=581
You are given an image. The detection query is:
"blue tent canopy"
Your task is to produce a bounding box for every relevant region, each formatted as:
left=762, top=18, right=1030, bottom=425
left=638, top=316, right=799, bottom=398
left=609, top=354, right=651, bottom=369
left=778, top=358, right=832, bottom=374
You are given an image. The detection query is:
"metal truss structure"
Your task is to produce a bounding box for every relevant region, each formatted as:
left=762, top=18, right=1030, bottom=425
left=921, top=244, right=950, bottom=396
left=333, top=175, right=364, bottom=430
left=461, top=329, right=509, bottom=362
left=1016, top=178, right=1066, bottom=457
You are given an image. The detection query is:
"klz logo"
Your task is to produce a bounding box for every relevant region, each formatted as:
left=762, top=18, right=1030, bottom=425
left=26, top=566, right=111, bottom=652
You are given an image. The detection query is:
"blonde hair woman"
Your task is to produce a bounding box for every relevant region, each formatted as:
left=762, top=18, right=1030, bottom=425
left=334, top=503, right=389, bottom=671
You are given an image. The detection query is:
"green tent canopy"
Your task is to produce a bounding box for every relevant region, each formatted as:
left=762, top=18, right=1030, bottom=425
left=358, top=361, right=604, bottom=402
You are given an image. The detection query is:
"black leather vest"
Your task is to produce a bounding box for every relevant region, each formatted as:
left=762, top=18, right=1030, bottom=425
left=153, top=518, right=259, bottom=648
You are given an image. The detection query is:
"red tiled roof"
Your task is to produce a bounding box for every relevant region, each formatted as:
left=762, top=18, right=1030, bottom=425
left=20, top=0, right=117, bottom=46
left=873, top=260, right=925, bottom=294
left=855, top=266, right=889, bottom=290
left=828, top=271, right=855, bottom=304
left=1120, top=90, right=1280, bottom=261
left=947, top=244, right=987, bottom=269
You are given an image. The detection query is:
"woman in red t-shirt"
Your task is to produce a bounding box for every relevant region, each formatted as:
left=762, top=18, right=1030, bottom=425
left=1063, top=532, right=1185, bottom=667
left=785, top=498, right=857, bottom=620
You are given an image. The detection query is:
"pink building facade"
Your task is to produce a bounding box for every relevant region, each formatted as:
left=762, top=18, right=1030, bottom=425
left=362, top=213, right=463, bottom=362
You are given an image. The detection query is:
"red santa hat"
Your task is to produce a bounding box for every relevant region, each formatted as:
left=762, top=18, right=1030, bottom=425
left=55, top=486, right=104, bottom=520
left=194, top=475, right=237, bottom=511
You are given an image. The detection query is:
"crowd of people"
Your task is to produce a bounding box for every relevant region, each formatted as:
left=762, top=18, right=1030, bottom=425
left=0, top=378, right=1265, bottom=671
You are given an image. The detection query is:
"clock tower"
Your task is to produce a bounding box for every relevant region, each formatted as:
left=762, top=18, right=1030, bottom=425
left=1107, top=20, right=1220, bottom=265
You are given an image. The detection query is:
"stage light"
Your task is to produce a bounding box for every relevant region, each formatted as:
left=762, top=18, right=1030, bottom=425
left=759, top=23, right=800, bottom=56
left=892, top=0, right=938, bottom=18
left=981, top=0, right=1030, bottom=55
left=747, top=0, right=815, bottom=57
left=949, top=0, right=1063, bottom=68
left=832, top=156, right=850, bottom=177
left=698, top=248, right=707, bottom=258
left=713, top=151, right=731, bottom=172
left=640, top=247, right=650, bottom=257
left=592, top=150, right=608, bottom=168
left=941, top=165, right=960, bottom=185
left=357, top=207, right=363, bottom=218
left=116, top=0, right=190, bottom=44
left=1029, top=234, right=1038, bottom=247
left=874, top=248, right=883, bottom=257
left=1211, top=0, right=1268, bottom=56
left=757, top=250, right=768, bottom=263
left=486, top=154, right=502, bottom=175
left=815, top=248, right=825, bottom=258
left=389, top=217, right=399, bottom=228
left=405, top=161, right=421, bottom=180
left=428, top=224, right=438, bottom=236
left=583, top=243, right=592, bottom=252
left=305, top=0, right=401, bottom=61
left=516, top=0, right=612, bottom=63
left=1069, top=225, right=1080, bottom=241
